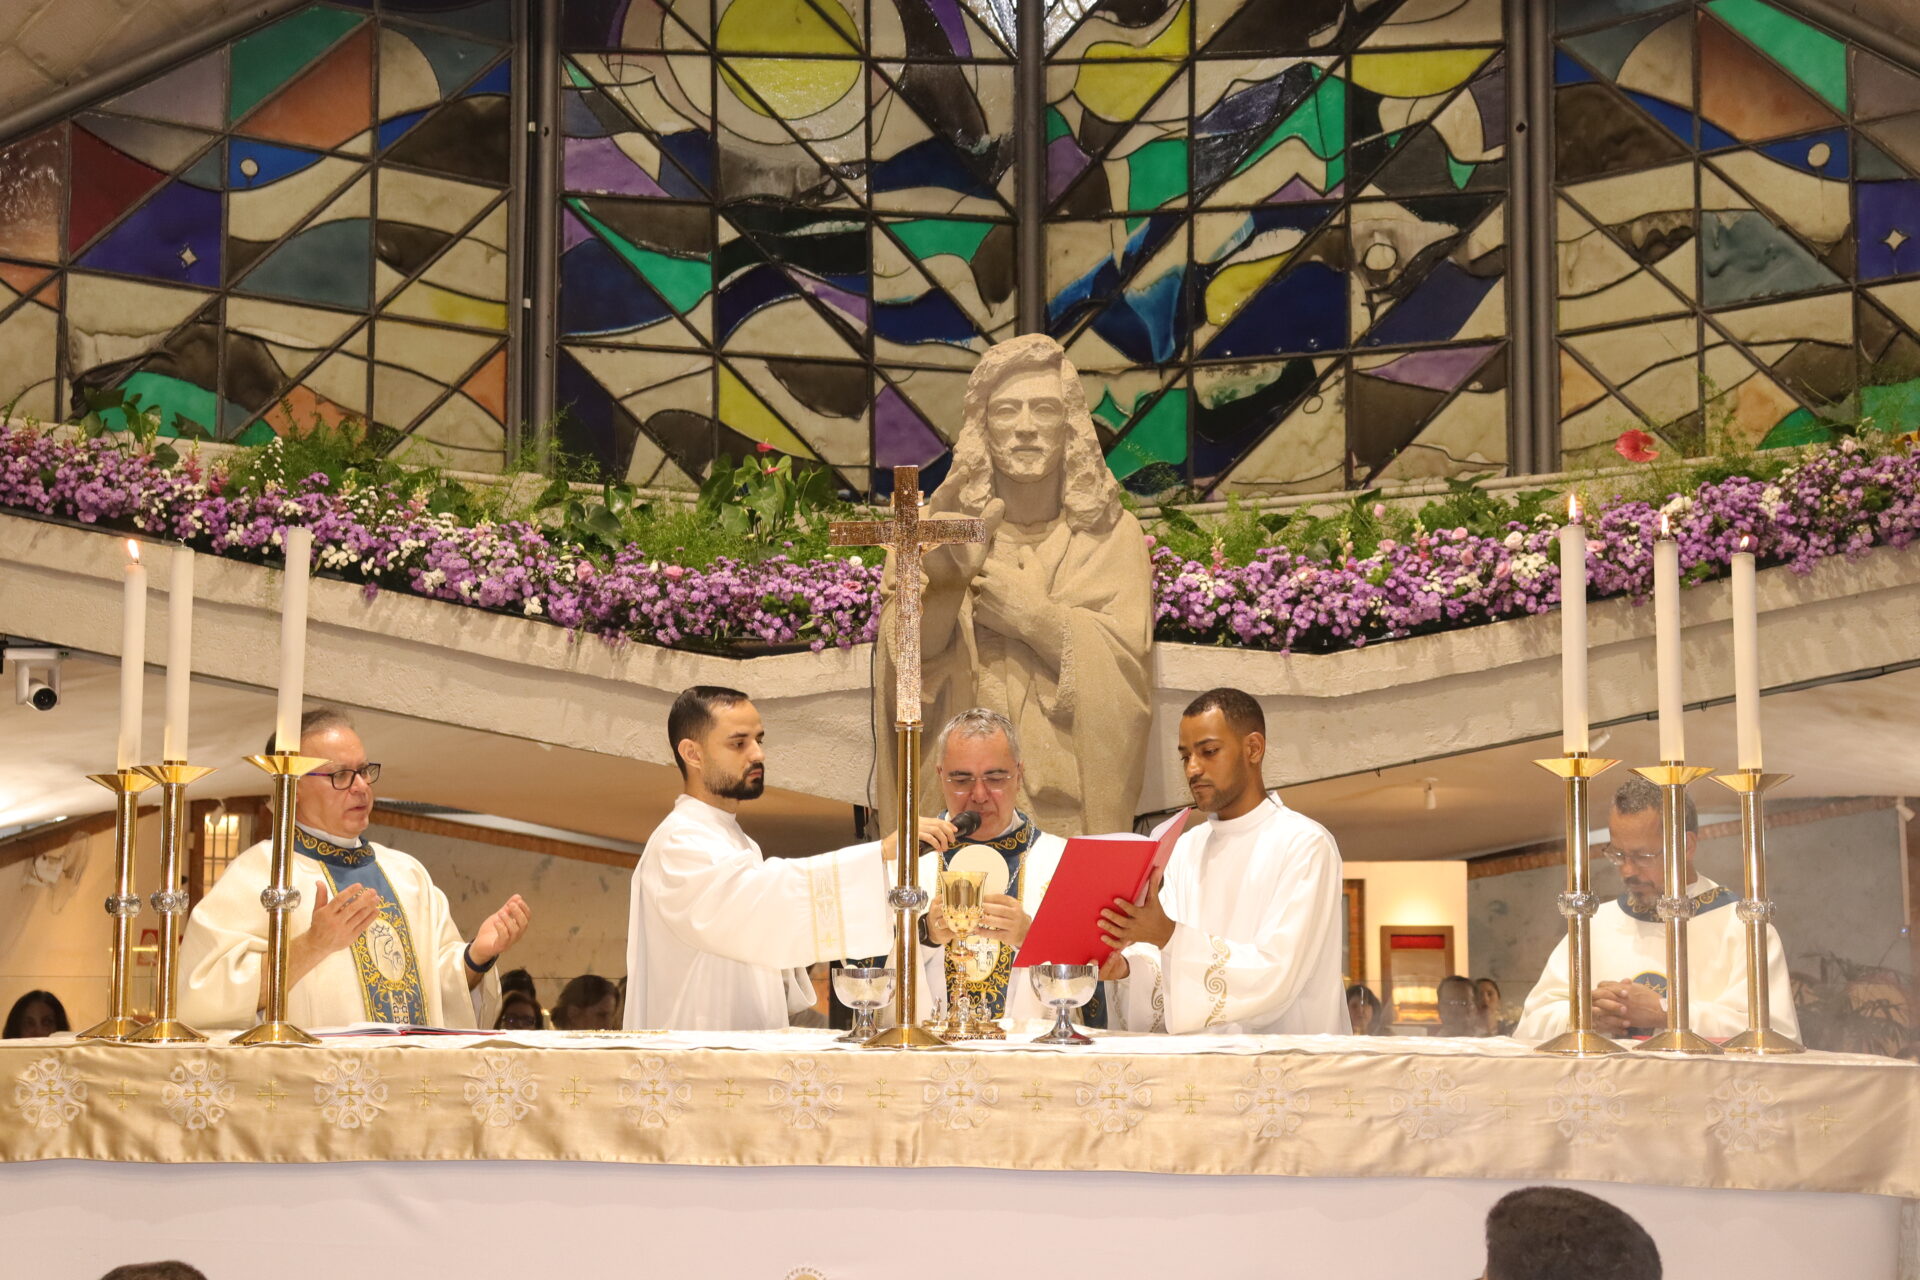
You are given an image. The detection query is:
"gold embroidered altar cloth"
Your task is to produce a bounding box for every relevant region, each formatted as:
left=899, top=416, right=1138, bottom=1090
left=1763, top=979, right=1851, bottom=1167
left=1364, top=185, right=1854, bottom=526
left=5, top=1029, right=1914, bottom=1199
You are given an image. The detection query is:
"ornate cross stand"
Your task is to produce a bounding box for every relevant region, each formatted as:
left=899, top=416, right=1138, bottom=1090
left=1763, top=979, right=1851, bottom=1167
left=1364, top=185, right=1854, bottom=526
left=831, top=466, right=984, bottom=1049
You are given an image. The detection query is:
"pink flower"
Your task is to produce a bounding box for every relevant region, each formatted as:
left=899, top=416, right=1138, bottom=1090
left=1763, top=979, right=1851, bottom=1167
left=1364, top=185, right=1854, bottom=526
left=1614, top=430, right=1661, bottom=463
left=663, top=564, right=685, bottom=580
left=756, top=442, right=775, bottom=453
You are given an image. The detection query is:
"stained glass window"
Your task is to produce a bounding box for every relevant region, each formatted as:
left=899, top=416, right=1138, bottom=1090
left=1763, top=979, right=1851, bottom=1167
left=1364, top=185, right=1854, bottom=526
left=0, top=0, right=516, bottom=470
left=1553, top=0, right=1920, bottom=465
left=555, top=0, right=1015, bottom=489
left=1046, top=0, right=1511, bottom=496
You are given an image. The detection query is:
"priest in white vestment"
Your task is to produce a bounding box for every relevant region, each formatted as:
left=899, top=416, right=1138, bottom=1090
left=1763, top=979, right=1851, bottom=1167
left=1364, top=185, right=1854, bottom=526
left=624, top=686, right=951, bottom=1031
left=180, top=710, right=529, bottom=1029
left=1515, top=775, right=1799, bottom=1043
left=914, top=708, right=1101, bottom=1026
left=1098, top=688, right=1347, bottom=1035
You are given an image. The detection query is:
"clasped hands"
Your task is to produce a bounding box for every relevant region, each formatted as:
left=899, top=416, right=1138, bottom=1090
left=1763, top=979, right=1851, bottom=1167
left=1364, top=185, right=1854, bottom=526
left=923, top=496, right=1059, bottom=641
left=1591, top=979, right=1665, bottom=1035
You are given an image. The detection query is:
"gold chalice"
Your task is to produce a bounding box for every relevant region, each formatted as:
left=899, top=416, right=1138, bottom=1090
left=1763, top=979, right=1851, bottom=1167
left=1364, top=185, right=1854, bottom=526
left=932, top=869, right=987, bottom=1039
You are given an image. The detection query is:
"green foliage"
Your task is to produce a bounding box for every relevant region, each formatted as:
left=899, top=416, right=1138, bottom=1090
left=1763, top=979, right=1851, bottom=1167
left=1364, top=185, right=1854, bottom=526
left=72, top=387, right=209, bottom=470
left=690, top=452, right=849, bottom=561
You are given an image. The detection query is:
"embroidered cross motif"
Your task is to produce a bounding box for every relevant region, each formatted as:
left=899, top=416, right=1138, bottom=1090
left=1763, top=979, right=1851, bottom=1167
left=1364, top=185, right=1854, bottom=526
left=560, top=1076, right=593, bottom=1110
left=715, top=1079, right=744, bottom=1109
left=1021, top=1082, right=1052, bottom=1112
left=107, top=1080, right=140, bottom=1112
left=866, top=1080, right=899, bottom=1109
left=1175, top=1083, right=1206, bottom=1115
left=1334, top=1087, right=1366, bottom=1118
left=1488, top=1089, right=1520, bottom=1123
left=255, top=1079, right=288, bottom=1112
left=1807, top=1104, right=1844, bottom=1136
left=410, top=1077, right=441, bottom=1110
left=1649, top=1095, right=1683, bottom=1129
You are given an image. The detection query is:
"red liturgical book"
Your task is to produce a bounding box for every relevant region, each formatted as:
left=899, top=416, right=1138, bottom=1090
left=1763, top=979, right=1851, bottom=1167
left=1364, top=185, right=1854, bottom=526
left=1012, top=808, right=1192, bottom=967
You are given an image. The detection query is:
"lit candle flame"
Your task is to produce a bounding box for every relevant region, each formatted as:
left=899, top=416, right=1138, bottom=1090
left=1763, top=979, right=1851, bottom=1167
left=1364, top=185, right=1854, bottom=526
left=126, top=539, right=141, bottom=562
left=1658, top=513, right=1672, bottom=539
left=1567, top=493, right=1581, bottom=522
left=1738, top=534, right=1751, bottom=551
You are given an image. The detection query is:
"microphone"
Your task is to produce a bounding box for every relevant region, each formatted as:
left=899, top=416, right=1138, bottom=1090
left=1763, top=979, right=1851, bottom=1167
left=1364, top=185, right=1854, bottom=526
left=921, top=810, right=981, bottom=852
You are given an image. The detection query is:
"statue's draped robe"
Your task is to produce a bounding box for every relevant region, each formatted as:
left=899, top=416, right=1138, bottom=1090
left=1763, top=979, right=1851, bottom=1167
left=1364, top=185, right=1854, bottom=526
left=877, top=510, right=1153, bottom=837
left=1514, top=877, right=1800, bottom=1042
left=624, top=794, right=894, bottom=1031
left=1108, top=796, right=1349, bottom=1036
left=179, top=827, right=499, bottom=1029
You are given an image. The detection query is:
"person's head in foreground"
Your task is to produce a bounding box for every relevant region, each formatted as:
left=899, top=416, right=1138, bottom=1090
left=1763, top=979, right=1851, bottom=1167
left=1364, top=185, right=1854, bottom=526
left=1482, top=1186, right=1661, bottom=1280
left=4, top=989, right=68, bottom=1038
left=1177, top=688, right=1268, bottom=821
left=1606, top=775, right=1698, bottom=915
left=100, top=1264, right=209, bottom=1280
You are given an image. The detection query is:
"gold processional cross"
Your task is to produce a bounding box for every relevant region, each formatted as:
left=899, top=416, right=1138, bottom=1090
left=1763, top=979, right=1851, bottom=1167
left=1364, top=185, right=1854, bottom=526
left=830, top=464, right=985, bottom=1047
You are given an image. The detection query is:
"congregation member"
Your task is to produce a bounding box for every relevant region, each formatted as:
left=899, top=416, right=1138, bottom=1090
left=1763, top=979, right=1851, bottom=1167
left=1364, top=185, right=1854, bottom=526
left=1514, top=774, right=1798, bottom=1043
left=1435, top=974, right=1482, bottom=1037
left=917, top=707, right=1100, bottom=1026
left=1345, top=983, right=1383, bottom=1035
left=1096, top=687, right=1347, bottom=1035
left=623, top=686, right=951, bottom=1031
left=1477, top=977, right=1514, bottom=1036
left=3, top=989, right=69, bottom=1038
left=494, top=988, right=544, bottom=1031
left=550, top=973, right=620, bottom=1029
left=179, top=709, right=530, bottom=1029
left=1480, top=1187, right=1661, bottom=1280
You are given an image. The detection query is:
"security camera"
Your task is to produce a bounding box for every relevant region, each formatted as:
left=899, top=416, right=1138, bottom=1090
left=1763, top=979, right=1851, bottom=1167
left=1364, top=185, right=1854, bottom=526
left=5, top=647, right=62, bottom=711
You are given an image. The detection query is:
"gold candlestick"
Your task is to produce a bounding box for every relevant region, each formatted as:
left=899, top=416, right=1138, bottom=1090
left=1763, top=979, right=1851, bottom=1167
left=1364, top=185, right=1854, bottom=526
left=863, top=725, right=946, bottom=1048
left=126, top=761, right=217, bottom=1043
left=75, top=769, right=158, bottom=1042
left=1531, top=751, right=1624, bottom=1057
left=1710, top=769, right=1804, bottom=1055
left=232, top=751, right=326, bottom=1047
left=1631, top=761, right=1721, bottom=1055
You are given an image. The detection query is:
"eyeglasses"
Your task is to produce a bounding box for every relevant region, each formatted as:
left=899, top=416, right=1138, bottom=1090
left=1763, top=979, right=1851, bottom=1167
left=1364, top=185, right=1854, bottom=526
left=1600, top=845, right=1661, bottom=870
left=943, top=770, right=1015, bottom=792
left=305, top=764, right=382, bottom=790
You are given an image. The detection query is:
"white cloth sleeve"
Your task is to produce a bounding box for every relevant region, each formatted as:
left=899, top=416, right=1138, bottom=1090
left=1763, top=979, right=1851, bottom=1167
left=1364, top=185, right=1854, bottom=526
left=1512, top=935, right=1573, bottom=1043
left=649, top=831, right=893, bottom=969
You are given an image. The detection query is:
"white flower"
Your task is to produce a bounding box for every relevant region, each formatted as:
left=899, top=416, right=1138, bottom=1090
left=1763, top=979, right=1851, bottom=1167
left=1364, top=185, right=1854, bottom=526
left=1659, top=494, right=1693, bottom=519
left=523, top=597, right=543, bottom=616
left=1503, top=531, right=1523, bottom=549
left=847, top=554, right=863, bottom=568
left=1760, top=485, right=1784, bottom=518
left=420, top=569, right=446, bottom=590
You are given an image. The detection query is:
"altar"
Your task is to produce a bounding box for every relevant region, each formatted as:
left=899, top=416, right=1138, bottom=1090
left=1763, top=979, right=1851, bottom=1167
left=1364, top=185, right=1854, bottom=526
left=7, top=1029, right=1917, bottom=1279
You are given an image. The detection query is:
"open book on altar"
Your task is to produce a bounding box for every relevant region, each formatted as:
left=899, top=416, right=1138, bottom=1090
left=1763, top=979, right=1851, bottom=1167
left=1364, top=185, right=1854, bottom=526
left=1012, top=808, right=1191, bottom=968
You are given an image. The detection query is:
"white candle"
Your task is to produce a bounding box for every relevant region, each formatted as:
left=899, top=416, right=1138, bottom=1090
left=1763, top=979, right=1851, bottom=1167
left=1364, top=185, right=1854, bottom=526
left=162, top=545, right=194, bottom=761
left=1732, top=537, right=1761, bottom=770
left=1654, top=515, right=1684, bottom=762
left=273, top=527, right=313, bottom=753
left=117, top=541, right=147, bottom=771
left=1558, top=494, right=1589, bottom=755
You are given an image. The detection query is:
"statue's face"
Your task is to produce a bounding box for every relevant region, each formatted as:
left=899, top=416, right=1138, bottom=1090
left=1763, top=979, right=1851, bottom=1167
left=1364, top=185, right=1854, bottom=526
left=984, top=367, right=1068, bottom=485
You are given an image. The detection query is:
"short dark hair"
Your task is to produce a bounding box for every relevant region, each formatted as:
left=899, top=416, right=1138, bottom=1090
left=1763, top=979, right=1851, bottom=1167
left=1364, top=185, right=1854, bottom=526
left=499, top=967, right=537, bottom=1000
left=3, top=989, right=69, bottom=1038
left=1612, top=774, right=1698, bottom=835
left=264, top=706, right=354, bottom=757
left=552, top=973, right=619, bottom=1028
left=1182, top=687, right=1265, bottom=736
left=1485, top=1187, right=1661, bottom=1280
left=100, top=1264, right=209, bottom=1280
left=667, top=686, right=751, bottom=778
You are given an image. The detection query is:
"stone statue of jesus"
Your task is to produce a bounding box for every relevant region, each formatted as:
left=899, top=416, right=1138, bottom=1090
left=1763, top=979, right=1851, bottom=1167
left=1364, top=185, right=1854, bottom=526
left=874, top=333, right=1153, bottom=837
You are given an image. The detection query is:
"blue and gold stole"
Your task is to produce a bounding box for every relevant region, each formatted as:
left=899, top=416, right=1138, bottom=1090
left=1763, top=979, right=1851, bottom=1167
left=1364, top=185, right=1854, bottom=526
left=940, top=813, right=1107, bottom=1028
left=295, top=828, right=428, bottom=1024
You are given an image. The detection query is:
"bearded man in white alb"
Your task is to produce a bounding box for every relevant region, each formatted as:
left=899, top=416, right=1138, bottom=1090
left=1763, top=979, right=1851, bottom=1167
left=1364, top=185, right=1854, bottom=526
left=180, top=708, right=529, bottom=1028
left=624, top=685, right=952, bottom=1031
